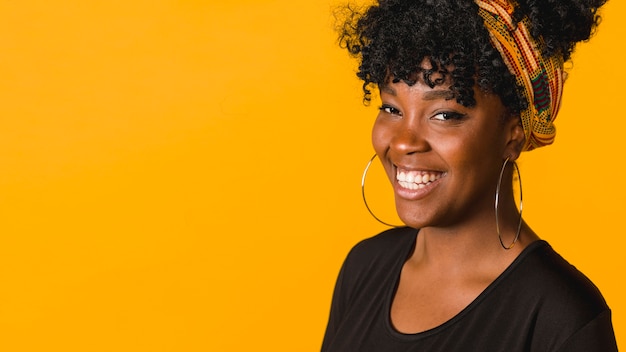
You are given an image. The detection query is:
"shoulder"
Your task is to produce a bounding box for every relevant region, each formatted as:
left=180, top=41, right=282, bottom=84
left=517, top=241, right=608, bottom=314
left=344, top=226, right=417, bottom=267
left=508, top=241, right=615, bottom=349
left=337, top=226, right=416, bottom=292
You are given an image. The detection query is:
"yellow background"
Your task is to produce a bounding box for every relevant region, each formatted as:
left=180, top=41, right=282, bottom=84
left=0, top=1, right=623, bottom=351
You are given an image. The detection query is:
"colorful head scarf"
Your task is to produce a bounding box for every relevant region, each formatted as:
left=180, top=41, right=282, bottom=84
left=475, top=0, right=565, bottom=151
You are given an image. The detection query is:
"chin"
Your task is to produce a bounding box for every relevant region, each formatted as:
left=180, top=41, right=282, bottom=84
left=395, top=207, right=430, bottom=229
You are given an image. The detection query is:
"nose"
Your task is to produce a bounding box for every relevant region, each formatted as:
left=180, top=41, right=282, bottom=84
left=389, top=119, right=430, bottom=155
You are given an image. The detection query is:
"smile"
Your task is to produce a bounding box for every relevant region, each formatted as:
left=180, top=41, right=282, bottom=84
left=396, top=169, right=444, bottom=190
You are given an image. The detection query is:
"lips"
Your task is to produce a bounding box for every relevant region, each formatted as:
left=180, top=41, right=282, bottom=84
left=396, top=169, right=444, bottom=190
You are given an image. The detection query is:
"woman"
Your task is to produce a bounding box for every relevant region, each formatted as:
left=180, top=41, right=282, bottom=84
left=322, top=0, right=617, bottom=351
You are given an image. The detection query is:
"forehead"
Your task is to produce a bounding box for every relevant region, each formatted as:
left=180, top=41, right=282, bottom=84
left=383, top=56, right=457, bottom=90
left=380, top=71, right=459, bottom=104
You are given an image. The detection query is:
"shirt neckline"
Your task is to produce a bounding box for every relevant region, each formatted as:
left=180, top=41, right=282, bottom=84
left=383, top=232, right=548, bottom=341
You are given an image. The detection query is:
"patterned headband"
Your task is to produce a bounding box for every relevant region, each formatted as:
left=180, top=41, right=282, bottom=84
left=475, top=0, right=565, bottom=151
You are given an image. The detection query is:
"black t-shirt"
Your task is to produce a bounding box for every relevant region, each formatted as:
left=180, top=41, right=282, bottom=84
left=322, top=227, right=617, bottom=351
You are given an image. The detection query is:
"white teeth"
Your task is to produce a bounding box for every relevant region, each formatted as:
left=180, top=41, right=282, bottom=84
left=398, top=181, right=430, bottom=190
left=396, top=169, right=442, bottom=189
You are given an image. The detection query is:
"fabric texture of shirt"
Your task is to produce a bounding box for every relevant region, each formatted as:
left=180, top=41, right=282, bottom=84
left=322, top=227, right=617, bottom=351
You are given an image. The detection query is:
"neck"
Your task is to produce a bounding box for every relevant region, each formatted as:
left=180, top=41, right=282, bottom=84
left=409, top=201, right=538, bottom=278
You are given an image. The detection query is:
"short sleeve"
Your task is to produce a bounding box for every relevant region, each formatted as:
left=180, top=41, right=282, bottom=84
left=555, top=310, right=617, bottom=352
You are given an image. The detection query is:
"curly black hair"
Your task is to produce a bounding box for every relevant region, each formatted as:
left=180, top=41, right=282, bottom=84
left=336, top=0, right=607, bottom=112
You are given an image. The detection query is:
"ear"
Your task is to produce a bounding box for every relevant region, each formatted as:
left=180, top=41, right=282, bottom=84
left=503, top=115, right=525, bottom=161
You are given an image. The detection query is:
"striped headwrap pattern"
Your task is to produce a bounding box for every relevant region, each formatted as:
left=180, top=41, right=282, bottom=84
left=475, top=0, right=565, bottom=151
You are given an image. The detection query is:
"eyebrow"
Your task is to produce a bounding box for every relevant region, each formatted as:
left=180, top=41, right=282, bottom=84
left=423, top=90, right=455, bottom=101
left=379, top=85, right=455, bottom=100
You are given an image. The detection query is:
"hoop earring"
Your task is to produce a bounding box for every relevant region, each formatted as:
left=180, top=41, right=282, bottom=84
left=361, top=154, right=402, bottom=227
left=495, top=157, right=523, bottom=250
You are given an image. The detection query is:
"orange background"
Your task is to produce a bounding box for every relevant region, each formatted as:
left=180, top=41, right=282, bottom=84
left=0, top=1, right=623, bottom=350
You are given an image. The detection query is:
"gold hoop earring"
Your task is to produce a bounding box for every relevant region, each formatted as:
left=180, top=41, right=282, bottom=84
left=495, top=157, right=523, bottom=250
left=361, top=154, right=402, bottom=227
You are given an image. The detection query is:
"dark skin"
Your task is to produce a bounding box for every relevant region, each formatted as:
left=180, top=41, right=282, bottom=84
left=372, top=70, right=539, bottom=333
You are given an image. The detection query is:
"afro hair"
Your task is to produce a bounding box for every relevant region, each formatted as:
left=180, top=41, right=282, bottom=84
left=336, top=0, right=607, bottom=112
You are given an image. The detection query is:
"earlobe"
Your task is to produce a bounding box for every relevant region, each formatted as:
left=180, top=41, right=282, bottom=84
left=504, top=117, right=525, bottom=161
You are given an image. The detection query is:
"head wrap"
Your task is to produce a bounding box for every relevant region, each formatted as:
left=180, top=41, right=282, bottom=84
left=475, top=0, right=565, bottom=151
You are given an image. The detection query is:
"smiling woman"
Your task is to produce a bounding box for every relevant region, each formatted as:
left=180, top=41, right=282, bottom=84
left=322, top=0, right=618, bottom=351
left=0, top=0, right=623, bottom=350
left=373, top=76, right=518, bottom=233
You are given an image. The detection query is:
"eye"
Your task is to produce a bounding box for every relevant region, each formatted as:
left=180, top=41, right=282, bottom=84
left=378, top=104, right=402, bottom=116
left=431, top=111, right=466, bottom=121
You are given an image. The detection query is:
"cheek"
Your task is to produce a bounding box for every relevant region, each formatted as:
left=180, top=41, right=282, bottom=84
left=371, top=120, right=397, bottom=181
left=454, top=126, right=507, bottom=180
left=371, top=119, right=388, bottom=154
